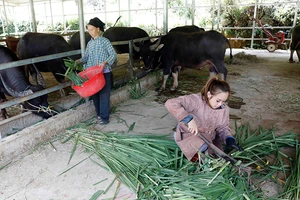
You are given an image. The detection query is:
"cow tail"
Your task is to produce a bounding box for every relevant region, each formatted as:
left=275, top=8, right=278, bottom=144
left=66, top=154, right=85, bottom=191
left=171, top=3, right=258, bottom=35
left=226, top=38, right=233, bottom=60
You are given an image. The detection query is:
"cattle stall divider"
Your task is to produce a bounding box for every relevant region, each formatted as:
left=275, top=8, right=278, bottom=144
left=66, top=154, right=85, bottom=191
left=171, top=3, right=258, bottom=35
left=0, top=35, right=159, bottom=112
left=0, top=50, right=80, bottom=110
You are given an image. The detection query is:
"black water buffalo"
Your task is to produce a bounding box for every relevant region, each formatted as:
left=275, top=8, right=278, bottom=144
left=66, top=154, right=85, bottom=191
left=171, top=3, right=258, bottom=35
left=69, top=31, right=91, bottom=50
left=0, top=45, right=55, bottom=119
left=161, top=25, right=205, bottom=88
left=134, top=25, right=205, bottom=79
left=168, top=25, right=205, bottom=34
left=134, top=29, right=231, bottom=91
left=68, top=31, right=91, bottom=60
left=17, top=32, right=73, bottom=92
left=103, top=27, right=149, bottom=62
left=289, top=25, right=300, bottom=63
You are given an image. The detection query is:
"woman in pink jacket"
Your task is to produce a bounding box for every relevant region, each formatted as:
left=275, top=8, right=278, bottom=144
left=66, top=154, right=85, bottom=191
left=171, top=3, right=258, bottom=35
left=165, top=76, right=242, bottom=161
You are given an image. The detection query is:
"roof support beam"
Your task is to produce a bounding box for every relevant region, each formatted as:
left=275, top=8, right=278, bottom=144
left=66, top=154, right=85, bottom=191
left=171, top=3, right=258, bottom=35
left=78, top=0, right=85, bottom=56
left=29, top=0, right=37, bottom=32
left=250, top=0, right=258, bottom=49
left=2, top=0, right=8, bottom=34
left=163, top=0, right=168, bottom=34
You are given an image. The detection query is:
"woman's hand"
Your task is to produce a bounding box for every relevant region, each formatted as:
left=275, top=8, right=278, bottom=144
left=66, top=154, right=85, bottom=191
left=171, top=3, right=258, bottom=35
left=187, top=119, right=198, bottom=135
left=102, top=61, right=107, bottom=67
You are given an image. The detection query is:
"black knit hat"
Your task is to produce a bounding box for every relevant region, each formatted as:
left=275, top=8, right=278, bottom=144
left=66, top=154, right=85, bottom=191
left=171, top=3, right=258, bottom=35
left=88, top=17, right=105, bottom=32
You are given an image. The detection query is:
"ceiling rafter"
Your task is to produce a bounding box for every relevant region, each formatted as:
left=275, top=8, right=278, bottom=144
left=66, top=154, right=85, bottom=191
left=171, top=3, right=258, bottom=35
left=0, top=0, right=70, bottom=6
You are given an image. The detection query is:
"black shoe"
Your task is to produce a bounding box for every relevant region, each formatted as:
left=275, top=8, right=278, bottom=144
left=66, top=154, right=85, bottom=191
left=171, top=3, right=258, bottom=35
left=99, top=119, right=109, bottom=125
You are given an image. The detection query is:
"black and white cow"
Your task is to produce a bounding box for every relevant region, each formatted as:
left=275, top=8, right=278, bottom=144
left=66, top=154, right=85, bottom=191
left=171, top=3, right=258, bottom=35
left=134, top=29, right=232, bottom=91
left=0, top=45, right=55, bottom=120
left=17, top=32, right=74, bottom=96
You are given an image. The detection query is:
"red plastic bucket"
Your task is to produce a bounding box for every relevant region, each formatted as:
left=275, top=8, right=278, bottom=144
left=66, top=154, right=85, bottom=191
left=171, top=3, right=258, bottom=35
left=72, top=65, right=106, bottom=98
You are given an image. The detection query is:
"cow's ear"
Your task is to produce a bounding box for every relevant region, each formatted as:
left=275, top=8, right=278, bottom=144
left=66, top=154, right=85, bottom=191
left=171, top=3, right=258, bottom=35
left=156, top=44, right=164, bottom=51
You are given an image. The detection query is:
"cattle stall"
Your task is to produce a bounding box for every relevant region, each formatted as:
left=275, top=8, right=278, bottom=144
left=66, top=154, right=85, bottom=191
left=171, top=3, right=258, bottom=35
left=1, top=48, right=300, bottom=199
left=0, top=0, right=298, bottom=50
left=0, top=35, right=159, bottom=138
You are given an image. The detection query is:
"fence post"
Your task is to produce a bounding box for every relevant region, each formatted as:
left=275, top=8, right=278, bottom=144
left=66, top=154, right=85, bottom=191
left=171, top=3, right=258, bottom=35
left=250, top=0, right=258, bottom=49
left=129, top=40, right=134, bottom=79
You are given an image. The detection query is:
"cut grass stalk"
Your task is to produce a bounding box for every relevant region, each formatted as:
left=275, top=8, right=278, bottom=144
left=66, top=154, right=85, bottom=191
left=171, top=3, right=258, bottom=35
left=63, top=123, right=300, bottom=199
left=280, top=141, right=300, bottom=200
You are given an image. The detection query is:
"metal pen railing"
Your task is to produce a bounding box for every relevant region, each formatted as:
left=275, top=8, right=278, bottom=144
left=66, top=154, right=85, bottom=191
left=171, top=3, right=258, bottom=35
left=0, top=36, right=155, bottom=110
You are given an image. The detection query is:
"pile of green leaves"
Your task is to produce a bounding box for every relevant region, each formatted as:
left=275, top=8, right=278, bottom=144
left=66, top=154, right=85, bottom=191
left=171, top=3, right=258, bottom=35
left=64, top=123, right=299, bottom=199
left=129, top=78, right=147, bottom=99
left=62, top=58, right=87, bottom=86
left=280, top=141, right=300, bottom=200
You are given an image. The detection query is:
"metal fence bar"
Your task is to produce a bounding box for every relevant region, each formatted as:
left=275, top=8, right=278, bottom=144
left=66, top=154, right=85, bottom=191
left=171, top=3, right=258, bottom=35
left=228, top=38, right=291, bottom=41
left=0, top=82, right=71, bottom=110
left=221, top=26, right=294, bottom=30
left=128, top=40, right=134, bottom=79
left=0, top=36, right=154, bottom=71
left=0, top=50, right=81, bottom=70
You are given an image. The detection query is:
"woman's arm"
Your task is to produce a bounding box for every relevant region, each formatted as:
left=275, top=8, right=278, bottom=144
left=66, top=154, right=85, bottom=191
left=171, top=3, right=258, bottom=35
left=215, top=107, right=232, bottom=140
left=104, top=39, right=117, bottom=66
left=165, top=94, right=198, bottom=122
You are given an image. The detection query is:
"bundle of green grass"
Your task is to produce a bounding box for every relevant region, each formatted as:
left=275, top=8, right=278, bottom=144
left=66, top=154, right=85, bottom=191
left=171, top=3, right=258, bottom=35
left=63, top=123, right=300, bottom=200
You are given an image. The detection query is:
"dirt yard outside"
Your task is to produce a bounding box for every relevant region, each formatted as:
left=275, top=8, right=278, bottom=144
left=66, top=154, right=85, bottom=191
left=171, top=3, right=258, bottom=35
left=155, top=48, right=300, bottom=135
left=226, top=49, right=300, bottom=134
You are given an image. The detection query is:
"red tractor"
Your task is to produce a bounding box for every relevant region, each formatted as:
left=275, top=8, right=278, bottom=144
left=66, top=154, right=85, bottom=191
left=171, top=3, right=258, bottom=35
left=253, top=18, right=287, bottom=52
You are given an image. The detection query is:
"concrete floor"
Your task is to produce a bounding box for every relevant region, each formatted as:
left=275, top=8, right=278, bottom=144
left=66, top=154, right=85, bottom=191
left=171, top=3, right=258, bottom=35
left=0, top=89, right=177, bottom=200
left=0, top=48, right=293, bottom=200
left=0, top=71, right=177, bottom=200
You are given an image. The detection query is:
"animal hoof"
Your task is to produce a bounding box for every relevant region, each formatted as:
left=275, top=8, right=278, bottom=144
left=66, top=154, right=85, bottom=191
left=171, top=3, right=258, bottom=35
left=156, top=87, right=164, bottom=92
left=170, top=86, right=177, bottom=91
left=289, top=60, right=295, bottom=63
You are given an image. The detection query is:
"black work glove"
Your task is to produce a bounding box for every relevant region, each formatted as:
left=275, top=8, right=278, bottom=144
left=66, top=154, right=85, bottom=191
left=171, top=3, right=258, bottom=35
left=224, top=137, right=243, bottom=154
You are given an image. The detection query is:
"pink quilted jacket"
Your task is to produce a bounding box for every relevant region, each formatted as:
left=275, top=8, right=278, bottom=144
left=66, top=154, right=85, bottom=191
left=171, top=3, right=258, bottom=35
left=165, top=93, right=232, bottom=161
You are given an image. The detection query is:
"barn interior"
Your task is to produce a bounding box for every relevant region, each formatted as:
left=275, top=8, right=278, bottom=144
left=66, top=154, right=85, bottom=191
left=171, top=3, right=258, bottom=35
left=0, top=0, right=300, bottom=199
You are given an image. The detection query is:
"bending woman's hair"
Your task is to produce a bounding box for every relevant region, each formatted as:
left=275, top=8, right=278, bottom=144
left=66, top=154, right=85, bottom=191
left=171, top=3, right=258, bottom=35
left=201, top=76, right=231, bottom=103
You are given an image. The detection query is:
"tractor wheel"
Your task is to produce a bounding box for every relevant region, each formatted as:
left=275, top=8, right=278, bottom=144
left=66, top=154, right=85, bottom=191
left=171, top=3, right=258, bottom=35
left=267, top=44, right=276, bottom=52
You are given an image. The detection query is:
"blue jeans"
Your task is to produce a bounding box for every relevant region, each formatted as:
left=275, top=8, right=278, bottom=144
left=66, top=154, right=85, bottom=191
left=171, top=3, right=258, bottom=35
left=92, top=72, right=112, bottom=121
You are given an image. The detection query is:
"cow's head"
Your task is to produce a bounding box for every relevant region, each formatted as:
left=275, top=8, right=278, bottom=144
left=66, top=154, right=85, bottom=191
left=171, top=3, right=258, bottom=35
left=23, top=85, right=56, bottom=119
left=2, top=81, right=56, bottom=119
left=133, top=37, right=164, bottom=71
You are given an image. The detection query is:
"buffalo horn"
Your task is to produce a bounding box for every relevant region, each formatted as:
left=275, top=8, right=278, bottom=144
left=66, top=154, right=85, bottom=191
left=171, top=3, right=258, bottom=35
left=0, top=74, right=33, bottom=97
left=149, top=36, right=162, bottom=51
left=33, top=63, right=46, bottom=88
left=132, top=40, right=140, bottom=52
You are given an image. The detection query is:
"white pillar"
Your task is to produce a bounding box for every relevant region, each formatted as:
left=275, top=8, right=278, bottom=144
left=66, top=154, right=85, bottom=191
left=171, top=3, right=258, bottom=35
left=2, top=0, right=9, bottom=34
left=163, top=0, right=168, bottom=34
left=49, top=0, right=54, bottom=32
left=250, top=0, right=258, bottom=49
left=191, top=0, right=195, bottom=25
left=62, top=0, right=66, bottom=33
left=29, top=0, right=37, bottom=32
left=77, top=0, right=85, bottom=56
